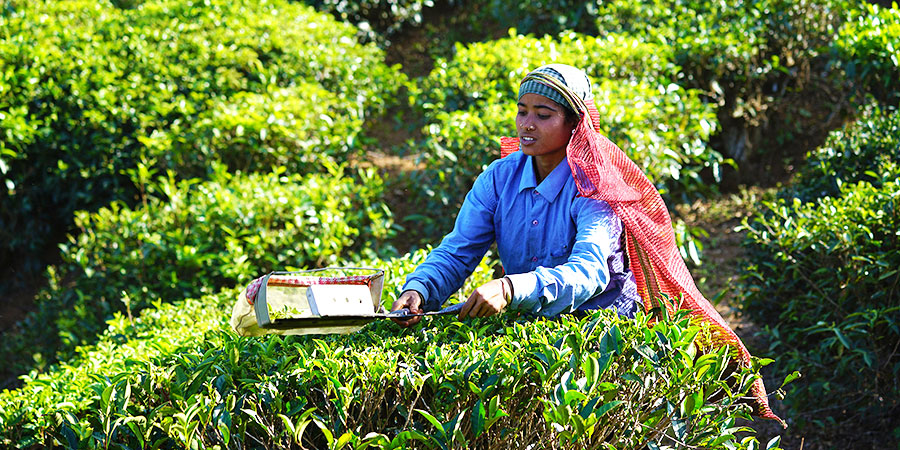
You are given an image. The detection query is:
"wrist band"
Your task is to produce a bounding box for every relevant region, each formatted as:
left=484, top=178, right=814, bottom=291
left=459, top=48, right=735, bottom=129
left=502, top=276, right=514, bottom=305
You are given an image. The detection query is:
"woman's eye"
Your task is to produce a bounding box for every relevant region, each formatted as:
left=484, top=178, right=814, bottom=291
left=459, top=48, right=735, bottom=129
left=517, top=111, right=526, bottom=117
left=537, top=114, right=550, bottom=120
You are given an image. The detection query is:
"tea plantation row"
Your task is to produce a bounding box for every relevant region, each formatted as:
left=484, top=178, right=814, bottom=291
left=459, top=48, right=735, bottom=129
left=0, top=250, right=777, bottom=449
left=739, top=106, right=900, bottom=437
left=1, top=164, right=392, bottom=376
left=0, top=0, right=406, bottom=276
left=0, top=0, right=898, bottom=447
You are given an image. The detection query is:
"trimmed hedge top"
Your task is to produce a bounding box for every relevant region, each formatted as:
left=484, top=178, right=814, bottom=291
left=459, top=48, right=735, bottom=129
left=0, top=252, right=773, bottom=449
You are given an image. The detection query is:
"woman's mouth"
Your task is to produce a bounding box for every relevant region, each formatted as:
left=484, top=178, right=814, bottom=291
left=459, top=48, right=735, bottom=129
left=520, top=136, right=536, bottom=144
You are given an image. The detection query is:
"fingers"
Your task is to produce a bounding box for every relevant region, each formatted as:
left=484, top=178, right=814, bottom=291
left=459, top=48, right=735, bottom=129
left=458, top=295, right=477, bottom=320
left=391, top=291, right=423, bottom=328
left=459, top=279, right=508, bottom=320
left=393, top=280, right=510, bottom=326
left=394, top=314, right=422, bottom=327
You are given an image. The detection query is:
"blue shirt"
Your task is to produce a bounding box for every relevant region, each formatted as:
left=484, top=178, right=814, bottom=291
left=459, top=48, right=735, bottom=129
left=403, top=151, right=639, bottom=318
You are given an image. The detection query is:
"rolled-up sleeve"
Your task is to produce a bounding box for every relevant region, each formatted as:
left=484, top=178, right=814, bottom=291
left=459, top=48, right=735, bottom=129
left=506, top=198, right=621, bottom=316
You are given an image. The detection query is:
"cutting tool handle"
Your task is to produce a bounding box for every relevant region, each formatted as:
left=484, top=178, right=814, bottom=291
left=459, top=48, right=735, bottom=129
left=389, top=302, right=464, bottom=317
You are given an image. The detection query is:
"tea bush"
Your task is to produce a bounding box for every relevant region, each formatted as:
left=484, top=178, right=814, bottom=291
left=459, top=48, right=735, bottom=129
left=0, top=256, right=779, bottom=449
left=464, top=0, right=600, bottom=37
left=0, top=164, right=392, bottom=378
left=788, top=106, right=900, bottom=202
left=159, top=84, right=366, bottom=178
left=405, top=0, right=855, bottom=172
left=833, top=3, right=900, bottom=106
left=0, top=249, right=483, bottom=445
left=592, top=0, right=857, bottom=168
left=739, top=109, right=900, bottom=428
left=301, top=0, right=439, bottom=41
left=0, top=289, right=238, bottom=448
left=404, top=31, right=720, bottom=238
left=413, top=32, right=678, bottom=111
left=0, top=0, right=406, bottom=276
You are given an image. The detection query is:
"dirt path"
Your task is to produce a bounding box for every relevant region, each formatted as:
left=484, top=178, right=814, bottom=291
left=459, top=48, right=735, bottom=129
left=676, top=188, right=770, bottom=341
left=677, top=187, right=860, bottom=450
left=675, top=188, right=796, bottom=446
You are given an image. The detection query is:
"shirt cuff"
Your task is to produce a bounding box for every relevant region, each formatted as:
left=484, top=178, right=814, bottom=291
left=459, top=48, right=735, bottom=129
left=506, top=273, right=540, bottom=314
left=401, top=280, right=434, bottom=312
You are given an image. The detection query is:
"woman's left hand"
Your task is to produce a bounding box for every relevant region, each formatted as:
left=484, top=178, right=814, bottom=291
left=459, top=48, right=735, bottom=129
left=458, top=278, right=509, bottom=319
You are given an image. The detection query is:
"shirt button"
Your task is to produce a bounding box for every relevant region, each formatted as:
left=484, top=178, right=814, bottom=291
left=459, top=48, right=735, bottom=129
left=531, top=256, right=538, bottom=262
left=532, top=219, right=538, bottom=225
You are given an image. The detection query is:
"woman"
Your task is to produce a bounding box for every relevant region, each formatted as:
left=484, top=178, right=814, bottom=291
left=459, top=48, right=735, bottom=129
left=391, top=63, right=783, bottom=426
left=391, top=64, right=640, bottom=326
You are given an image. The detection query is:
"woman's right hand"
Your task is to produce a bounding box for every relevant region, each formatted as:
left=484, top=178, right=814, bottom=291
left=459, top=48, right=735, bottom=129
left=391, top=290, right=424, bottom=328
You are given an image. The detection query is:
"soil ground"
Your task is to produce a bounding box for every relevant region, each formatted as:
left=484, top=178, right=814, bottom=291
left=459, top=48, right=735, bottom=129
left=675, top=188, right=795, bottom=447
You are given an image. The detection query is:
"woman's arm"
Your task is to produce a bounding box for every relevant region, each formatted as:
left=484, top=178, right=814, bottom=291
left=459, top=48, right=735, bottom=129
left=396, top=163, right=501, bottom=314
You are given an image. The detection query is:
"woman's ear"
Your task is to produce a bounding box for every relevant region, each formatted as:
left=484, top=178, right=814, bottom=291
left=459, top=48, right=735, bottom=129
left=565, top=109, right=580, bottom=129
left=565, top=116, right=579, bottom=134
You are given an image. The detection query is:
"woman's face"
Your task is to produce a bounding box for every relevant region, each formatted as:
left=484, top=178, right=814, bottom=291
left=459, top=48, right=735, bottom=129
left=516, top=93, right=575, bottom=164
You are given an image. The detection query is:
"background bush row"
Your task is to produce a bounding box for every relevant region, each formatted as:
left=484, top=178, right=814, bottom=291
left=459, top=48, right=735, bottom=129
left=323, top=0, right=861, bottom=174
left=0, top=0, right=406, bottom=277
left=0, top=164, right=392, bottom=379
left=835, top=3, right=900, bottom=106
left=739, top=106, right=900, bottom=431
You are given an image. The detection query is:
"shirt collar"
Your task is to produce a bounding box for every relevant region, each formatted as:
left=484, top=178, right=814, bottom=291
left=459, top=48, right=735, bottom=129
left=518, top=155, right=572, bottom=203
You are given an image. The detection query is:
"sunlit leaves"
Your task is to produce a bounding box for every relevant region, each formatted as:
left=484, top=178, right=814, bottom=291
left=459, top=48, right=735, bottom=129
left=0, top=289, right=772, bottom=449
left=740, top=108, right=900, bottom=429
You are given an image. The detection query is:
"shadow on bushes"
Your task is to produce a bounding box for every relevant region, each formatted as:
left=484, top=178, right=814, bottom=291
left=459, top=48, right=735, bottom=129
left=739, top=106, right=900, bottom=439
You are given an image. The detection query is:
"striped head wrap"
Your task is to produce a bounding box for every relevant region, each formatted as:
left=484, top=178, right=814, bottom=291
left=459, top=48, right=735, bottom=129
left=517, top=64, right=593, bottom=114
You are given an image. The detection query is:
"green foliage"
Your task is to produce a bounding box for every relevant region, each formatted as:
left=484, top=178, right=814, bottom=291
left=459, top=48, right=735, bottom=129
left=145, top=84, right=367, bottom=178
left=468, top=0, right=600, bottom=37
left=739, top=109, right=900, bottom=428
left=0, top=164, right=392, bottom=377
left=301, top=0, right=439, bottom=41
left=0, top=259, right=774, bottom=449
left=593, top=0, right=856, bottom=155
left=789, top=106, right=900, bottom=202
left=834, top=3, right=900, bottom=106
left=0, top=289, right=236, bottom=447
left=414, top=32, right=678, bottom=110
left=2, top=2, right=862, bottom=447
left=409, top=0, right=855, bottom=171
left=403, top=31, right=720, bottom=238
left=0, top=0, right=406, bottom=276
